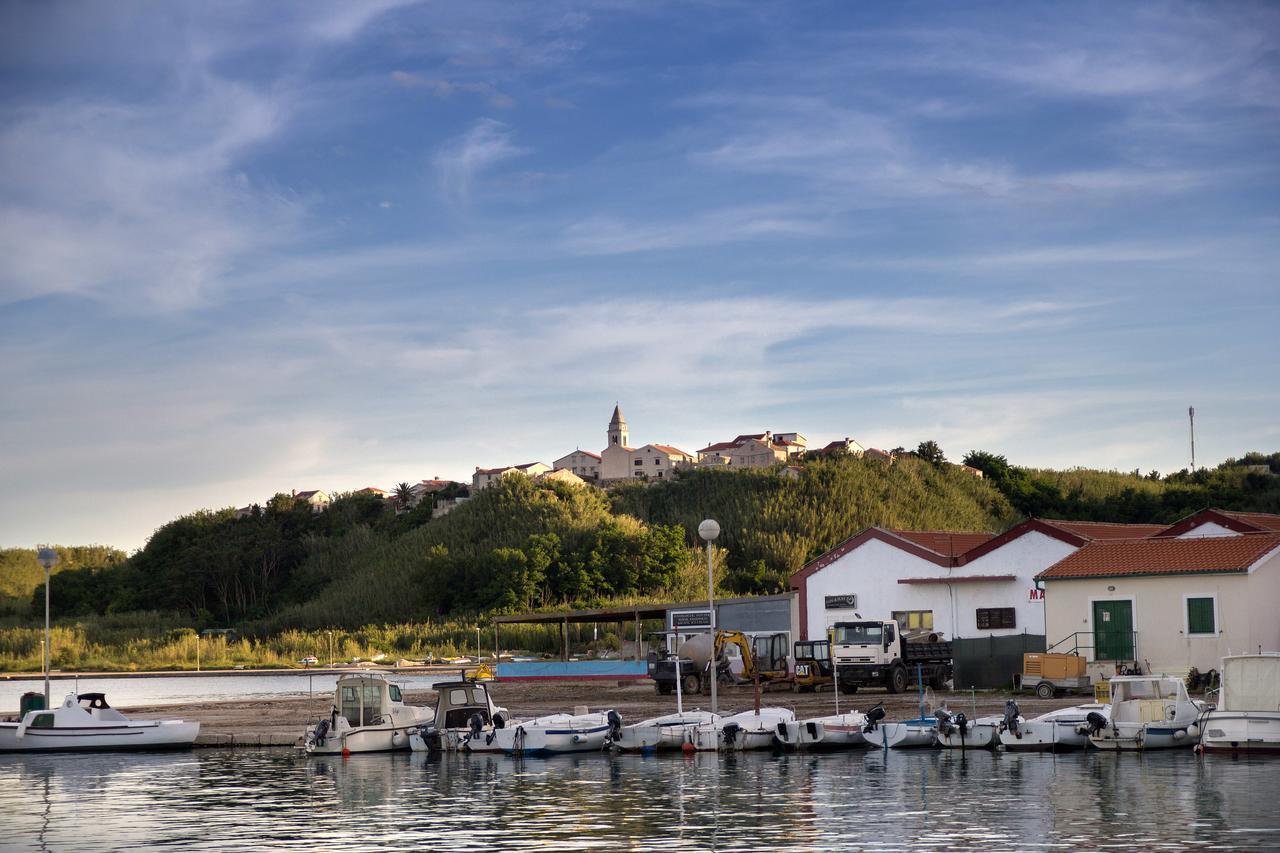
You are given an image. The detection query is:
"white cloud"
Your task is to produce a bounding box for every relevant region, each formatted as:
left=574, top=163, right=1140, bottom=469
left=433, top=119, right=528, bottom=203
left=561, top=206, right=833, bottom=255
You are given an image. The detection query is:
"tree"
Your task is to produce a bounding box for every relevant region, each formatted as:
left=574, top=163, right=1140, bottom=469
left=915, top=440, right=946, bottom=465
left=393, top=482, right=415, bottom=513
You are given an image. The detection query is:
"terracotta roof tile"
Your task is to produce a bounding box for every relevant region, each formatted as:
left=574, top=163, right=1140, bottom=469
left=1219, top=511, right=1280, bottom=532
left=1037, top=532, right=1280, bottom=580
left=888, top=529, right=996, bottom=556
left=648, top=444, right=691, bottom=457
left=1041, top=519, right=1167, bottom=540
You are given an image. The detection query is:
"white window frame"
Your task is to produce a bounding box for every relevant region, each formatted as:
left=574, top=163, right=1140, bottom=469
left=1182, top=592, right=1219, bottom=637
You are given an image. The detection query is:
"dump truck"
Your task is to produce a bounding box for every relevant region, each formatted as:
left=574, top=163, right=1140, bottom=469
left=649, top=629, right=791, bottom=695
left=830, top=619, right=952, bottom=693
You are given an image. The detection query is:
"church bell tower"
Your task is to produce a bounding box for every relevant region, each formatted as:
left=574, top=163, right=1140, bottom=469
left=607, top=404, right=629, bottom=448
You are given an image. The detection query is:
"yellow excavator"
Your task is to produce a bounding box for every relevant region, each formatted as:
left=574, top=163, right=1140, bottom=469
left=650, top=629, right=791, bottom=694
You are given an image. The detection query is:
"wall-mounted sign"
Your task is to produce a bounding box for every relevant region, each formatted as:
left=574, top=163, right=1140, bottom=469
left=670, top=610, right=711, bottom=629
left=824, top=594, right=858, bottom=609
left=1028, top=588, right=1044, bottom=603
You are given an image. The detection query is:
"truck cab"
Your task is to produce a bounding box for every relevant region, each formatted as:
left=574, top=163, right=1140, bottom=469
left=831, top=619, right=952, bottom=693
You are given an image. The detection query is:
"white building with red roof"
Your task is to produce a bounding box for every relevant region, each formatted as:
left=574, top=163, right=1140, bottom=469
left=696, top=430, right=808, bottom=469
left=553, top=449, right=601, bottom=480
left=559, top=405, right=693, bottom=482
left=1037, top=509, right=1280, bottom=676
left=471, top=461, right=552, bottom=491
left=789, top=517, right=1165, bottom=646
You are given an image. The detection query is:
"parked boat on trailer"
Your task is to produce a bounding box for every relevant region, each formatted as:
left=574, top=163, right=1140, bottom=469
left=612, top=711, right=719, bottom=752
left=1088, top=675, right=1200, bottom=751
left=469, top=710, right=622, bottom=756
left=303, top=672, right=431, bottom=755
left=776, top=712, right=868, bottom=750
left=407, top=679, right=507, bottom=752
left=1198, top=653, right=1280, bottom=755
left=0, top=693, right=199, bottom=753
left=933, top=709, right=999, bottom=749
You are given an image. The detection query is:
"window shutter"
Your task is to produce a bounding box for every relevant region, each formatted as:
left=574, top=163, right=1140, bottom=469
left=1187, top=597, right=1215, bottom=634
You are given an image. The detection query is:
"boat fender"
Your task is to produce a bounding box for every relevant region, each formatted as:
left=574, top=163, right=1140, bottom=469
left=1187, top=724, right=1200, bottom=739
left=1173, top=729, right=1187, bottom=740
left=391, top=730, right=408, bottom=748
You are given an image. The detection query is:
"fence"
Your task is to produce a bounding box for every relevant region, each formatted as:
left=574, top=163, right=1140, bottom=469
left=953, top=634, right=1046, bottom=689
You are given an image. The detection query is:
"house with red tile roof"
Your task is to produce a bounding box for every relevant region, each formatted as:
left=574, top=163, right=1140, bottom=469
left=557, top=405, right=694, bottom=482
left=1037, top=529, right=1280, bottom=676
left=788, top=517, right=1166, bottom=649
left=695, top=430, right=808, bottom=469
left=472, top=462, right=552, bottom=491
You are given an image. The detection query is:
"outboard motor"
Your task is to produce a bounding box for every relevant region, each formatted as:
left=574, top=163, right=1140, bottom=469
left=954, top=712, right=969, bottom=737
left=934, top=709, right=956, bottom=737
left=1001, top=699, right=1021, bottom=738
left=607, top=710, right=624, bottom=741
left=863, top=704, right=886, bottom=733
left=1082, top=711, right=1109, bottom=737
left=493, top=712, right=506, bottom=729
left=311, top=718, right=331, bottom=748
left=468, top=713, right=485, bottom=739
left=721, top=722, right=741, bottom=747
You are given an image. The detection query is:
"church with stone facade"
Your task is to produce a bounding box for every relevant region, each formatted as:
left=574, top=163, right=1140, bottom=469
left=554, top=405, right=694, bottom=483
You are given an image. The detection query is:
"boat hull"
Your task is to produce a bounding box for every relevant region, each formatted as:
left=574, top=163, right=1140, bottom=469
left=1198, top=712, right=1280, bottom=754
left=1090, top=723, right=1197, bottom=751
left=776, top=714, right=867, bottom=750
left=305, top=723, right=414, bottom=754
left=614, top=713, right=717, bottom=752
left=865, top=721, right=937, bottom=749
left=476, top=714, right=616, bottom=755
left=0, top=721, right=200, bottom=752
left=936, top=722, right=997, bottom=749
left=692, top=709, right=795, bottom=751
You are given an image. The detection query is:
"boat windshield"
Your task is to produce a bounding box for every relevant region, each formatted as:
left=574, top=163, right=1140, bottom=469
left=1112, top=679, right=1180, bottom=701
left=833, top=623, right=883, bottom=645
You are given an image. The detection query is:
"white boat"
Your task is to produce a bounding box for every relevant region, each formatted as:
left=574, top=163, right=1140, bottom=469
left=933, top=709, right=1000, bottom=749
left=407, top=679, right=507, bottom=751
left=998, top=700, right=1109, bottom=751
left=304, top=672, right=432, bottom=755
left=775, top=712, right=868, bottom=749
left=691, top=707, right=795, bottom=751
left=1089, top=675, right=1200, bottom=751
left=1199, top=653, right=1280, bottom=755
left=863, top=717, right=938, bottom=748
left=469, top=710, right=622, bottom=755
left=612, top=711, right=719, bottom=752
left=0, top=692, right=199, bottom=752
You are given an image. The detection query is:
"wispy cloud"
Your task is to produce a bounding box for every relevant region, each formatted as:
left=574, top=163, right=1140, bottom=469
left=561, top=205, right=833, bottom=255
left=434, top=119, right=527, bottom=203
left=390, top=70, right=514, bottom=108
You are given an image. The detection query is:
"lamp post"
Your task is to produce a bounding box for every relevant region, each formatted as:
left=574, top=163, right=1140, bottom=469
left=697, top=519, right=720, bottom=714
left=36, top=547, right=59, bottom=707
left=327, top=630, right=334, bottom=667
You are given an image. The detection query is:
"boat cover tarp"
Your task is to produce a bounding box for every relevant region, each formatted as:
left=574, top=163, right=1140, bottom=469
left=1221, top=656, right=1280, bottom=711
left=495, top=661, right=648, bottom=681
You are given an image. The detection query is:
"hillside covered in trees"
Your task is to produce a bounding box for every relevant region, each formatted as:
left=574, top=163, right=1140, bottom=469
left=12, top=449, right=1280, bottom=640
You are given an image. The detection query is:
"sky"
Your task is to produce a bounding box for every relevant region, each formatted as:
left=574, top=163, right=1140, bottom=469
left=1, top=1, right=1278, bottom=551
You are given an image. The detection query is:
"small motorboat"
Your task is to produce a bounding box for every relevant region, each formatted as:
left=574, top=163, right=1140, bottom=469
left=0, top=692, right=199, bottom=752
left=863, top=718, right=938, bottom=748
left=691, top=707, right=795, bottom=751
left=933, top=709, right=999, bottom=749
left=469, top=710, right=622, bottom=755
left=1089, top=675, right=1200, bottom=751
left=775, top=712, right=868, bottom=750
left=407, top=679, right=507, bottom=752
left=612, top=711, right=719, bottom=752
left=303, top=672, right=432, bottom=755
left=1198, top=653, right=1280, bottom=755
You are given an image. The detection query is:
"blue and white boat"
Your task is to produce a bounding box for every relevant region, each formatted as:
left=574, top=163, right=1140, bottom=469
left=1089, top=675, right=1199, bottom=750
left=469, top=710, right=621, bottom=755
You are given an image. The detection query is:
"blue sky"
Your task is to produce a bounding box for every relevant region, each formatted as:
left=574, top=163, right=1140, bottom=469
left=2, top=1, right=1278, bottom=550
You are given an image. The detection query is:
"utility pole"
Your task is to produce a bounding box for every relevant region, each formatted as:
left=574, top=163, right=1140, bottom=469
left=1189, top=406, right=1196, bottom=473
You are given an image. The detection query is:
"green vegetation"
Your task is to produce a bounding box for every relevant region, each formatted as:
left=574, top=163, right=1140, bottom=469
left=3, top=449, right=1277, bottom=673
left=962, top=450, right=1280, bottom=522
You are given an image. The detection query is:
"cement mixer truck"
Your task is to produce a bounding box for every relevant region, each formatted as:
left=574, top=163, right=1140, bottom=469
left=649, top=629, right=791, bottom=695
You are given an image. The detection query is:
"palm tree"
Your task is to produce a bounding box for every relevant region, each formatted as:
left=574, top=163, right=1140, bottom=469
left=393, top=482, right=414, bottom=512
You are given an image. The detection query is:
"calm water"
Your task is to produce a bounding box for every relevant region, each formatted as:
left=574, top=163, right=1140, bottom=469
left=0, top=748, right=1276, bottom=851
left=0, top=672, right=445, bottom=711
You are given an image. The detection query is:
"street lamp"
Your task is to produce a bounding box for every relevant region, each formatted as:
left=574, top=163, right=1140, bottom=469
left=36, top=547, right=59, bottom=707
left=697, top=519, right=720, bottom=714
left=326, top=630, right=334, bottom=667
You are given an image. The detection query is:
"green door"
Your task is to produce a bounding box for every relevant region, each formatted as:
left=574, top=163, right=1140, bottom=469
left=1093, top=600, right=1134, bottom=661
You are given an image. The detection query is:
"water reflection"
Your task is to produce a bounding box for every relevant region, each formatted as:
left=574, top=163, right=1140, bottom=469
left=0, top=749, right=1276, bottom=851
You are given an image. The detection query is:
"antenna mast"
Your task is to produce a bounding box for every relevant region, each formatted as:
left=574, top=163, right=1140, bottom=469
left=1188, top=406, right=1196, bottom=473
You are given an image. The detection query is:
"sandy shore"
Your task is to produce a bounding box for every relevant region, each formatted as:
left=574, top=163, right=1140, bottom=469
left=120, top=680, right=1090, bottom=747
